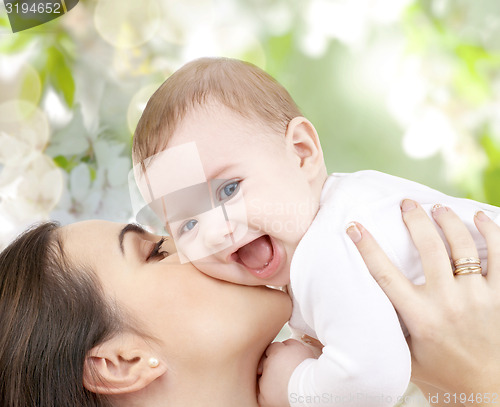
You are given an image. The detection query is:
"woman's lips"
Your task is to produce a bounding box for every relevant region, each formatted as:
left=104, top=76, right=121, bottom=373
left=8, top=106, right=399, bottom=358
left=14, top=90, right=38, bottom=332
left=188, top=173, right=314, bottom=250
left=233, top=235, right=282, bottom=280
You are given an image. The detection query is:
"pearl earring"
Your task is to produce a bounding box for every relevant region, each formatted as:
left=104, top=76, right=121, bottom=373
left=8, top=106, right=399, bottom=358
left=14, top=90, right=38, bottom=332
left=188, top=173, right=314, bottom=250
left=148, top=357, right=159, bottom=368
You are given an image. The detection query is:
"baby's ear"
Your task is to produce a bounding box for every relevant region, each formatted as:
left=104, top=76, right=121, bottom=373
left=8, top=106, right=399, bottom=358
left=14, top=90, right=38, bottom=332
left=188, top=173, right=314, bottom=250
left=285, top=116, right=325, bottom=180
left=83, top=333, right=167, bottom=395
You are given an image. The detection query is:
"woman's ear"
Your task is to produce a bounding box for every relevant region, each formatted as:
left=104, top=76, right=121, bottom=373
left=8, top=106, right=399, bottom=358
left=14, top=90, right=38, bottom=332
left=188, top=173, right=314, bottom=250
left=285, top=116, right=325, bottom=181
left=83, top=333, right=167, bottom=395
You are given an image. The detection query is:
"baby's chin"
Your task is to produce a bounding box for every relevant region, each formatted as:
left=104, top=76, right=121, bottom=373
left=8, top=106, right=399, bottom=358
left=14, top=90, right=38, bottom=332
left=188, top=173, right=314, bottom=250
left=264, top=272, right=291, bottom=289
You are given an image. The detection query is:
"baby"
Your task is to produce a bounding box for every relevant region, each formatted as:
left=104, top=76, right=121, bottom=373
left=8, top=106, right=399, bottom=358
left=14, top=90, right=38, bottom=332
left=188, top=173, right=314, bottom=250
left=131, top=57, right=500, bottom=407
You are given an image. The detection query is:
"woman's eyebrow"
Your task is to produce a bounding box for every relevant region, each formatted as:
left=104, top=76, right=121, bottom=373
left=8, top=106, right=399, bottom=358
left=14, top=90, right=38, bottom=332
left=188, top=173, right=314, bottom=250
left=118, top=223, right=147, bottom=255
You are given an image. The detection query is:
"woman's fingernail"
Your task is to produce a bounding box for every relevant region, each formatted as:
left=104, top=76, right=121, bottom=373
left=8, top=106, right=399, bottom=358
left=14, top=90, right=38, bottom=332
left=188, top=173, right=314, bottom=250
left=401, top=199, right=417, bottom=212
left=475, top=210, right=490, bottom=222
left=346, top=222, right=362, bottom=243
left=432, top=203, right=447, bottom=214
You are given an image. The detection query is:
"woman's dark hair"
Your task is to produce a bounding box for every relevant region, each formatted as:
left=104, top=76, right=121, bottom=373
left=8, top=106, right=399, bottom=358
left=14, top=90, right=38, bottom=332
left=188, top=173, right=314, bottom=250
left=0, top=222, right=122, bottom=407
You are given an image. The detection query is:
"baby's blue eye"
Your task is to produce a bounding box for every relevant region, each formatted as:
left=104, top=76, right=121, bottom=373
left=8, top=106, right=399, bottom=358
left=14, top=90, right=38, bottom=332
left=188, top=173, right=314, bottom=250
left=219, top=181, right=240, bottom=201
left=180, top=219, right=198, bottom=235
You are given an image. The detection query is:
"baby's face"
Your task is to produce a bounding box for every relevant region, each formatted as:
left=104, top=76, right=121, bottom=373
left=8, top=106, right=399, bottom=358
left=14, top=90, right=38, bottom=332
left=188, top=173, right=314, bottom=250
left=140, top=103, right=319, bottom=286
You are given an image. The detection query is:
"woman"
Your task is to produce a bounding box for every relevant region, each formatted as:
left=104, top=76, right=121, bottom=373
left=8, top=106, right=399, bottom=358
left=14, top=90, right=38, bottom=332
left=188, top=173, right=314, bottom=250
left=349, top=201, right=500, bottom=405
left=0, top=220, right=292, bottom=406
left=0, top=208, right=499, bottom=406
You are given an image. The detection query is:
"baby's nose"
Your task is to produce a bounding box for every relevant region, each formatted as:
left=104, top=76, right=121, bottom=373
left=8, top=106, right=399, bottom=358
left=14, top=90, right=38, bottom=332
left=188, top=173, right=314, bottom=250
left=203, top=222, right=234, bottom=248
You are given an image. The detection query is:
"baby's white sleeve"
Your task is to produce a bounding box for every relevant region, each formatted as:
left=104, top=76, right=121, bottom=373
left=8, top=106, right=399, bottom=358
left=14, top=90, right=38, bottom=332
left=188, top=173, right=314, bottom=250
left=287, top=214, right=411, bottom=407
left=287, top=170, right=500, bottom=407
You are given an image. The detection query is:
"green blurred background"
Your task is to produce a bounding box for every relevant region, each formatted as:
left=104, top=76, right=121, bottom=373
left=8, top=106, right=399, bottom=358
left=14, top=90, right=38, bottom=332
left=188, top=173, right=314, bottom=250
left=1, top=0, right=500, bottom=248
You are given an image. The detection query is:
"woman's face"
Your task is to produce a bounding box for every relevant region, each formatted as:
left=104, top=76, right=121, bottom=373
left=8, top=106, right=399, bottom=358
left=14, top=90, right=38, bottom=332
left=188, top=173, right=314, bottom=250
left=60, top=220, right=291, bottom=372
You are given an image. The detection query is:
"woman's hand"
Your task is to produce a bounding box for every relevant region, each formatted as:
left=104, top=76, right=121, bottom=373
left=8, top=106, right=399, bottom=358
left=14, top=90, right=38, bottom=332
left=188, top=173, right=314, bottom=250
left=346, top=200, right=500, bottom=404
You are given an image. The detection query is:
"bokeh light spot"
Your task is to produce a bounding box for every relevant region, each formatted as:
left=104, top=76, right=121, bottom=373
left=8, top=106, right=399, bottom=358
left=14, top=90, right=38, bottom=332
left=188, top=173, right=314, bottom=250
left=94, top=0, right=161, bottom=49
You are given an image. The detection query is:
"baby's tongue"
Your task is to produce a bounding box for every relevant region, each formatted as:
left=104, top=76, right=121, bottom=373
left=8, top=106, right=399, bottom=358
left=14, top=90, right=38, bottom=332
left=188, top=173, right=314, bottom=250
left=237, top=236, right=273, bottom=270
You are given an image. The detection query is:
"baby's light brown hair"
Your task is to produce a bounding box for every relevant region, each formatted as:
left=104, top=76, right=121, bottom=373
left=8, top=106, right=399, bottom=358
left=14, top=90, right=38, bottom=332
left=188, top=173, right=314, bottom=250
left=132, top=57, right=303, bottom=164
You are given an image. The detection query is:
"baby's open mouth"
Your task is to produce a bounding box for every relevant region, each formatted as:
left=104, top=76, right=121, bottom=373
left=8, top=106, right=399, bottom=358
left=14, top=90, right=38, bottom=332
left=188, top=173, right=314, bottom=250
left=232, top=235, right=276, bottom=277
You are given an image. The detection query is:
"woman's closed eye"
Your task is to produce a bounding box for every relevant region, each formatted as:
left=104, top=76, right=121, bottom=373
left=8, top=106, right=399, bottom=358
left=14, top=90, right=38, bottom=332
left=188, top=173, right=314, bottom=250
left=146, top=237, right=169, bottom=261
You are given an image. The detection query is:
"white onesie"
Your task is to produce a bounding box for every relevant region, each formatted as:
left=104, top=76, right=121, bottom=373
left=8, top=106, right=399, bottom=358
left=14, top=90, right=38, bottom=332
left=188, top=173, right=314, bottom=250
left=287, top=170, right=500, bottom=407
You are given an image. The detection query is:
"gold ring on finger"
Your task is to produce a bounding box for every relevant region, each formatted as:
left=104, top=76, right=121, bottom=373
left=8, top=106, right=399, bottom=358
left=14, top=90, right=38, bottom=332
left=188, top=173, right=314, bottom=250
left=453, top=265, right=482, bottom=276
left=453, top=257, right=481, bottom=268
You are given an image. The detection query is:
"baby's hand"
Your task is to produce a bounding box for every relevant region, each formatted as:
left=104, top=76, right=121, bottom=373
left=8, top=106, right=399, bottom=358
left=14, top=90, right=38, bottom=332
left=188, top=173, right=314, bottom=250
left=258, top=339, right=316, bottom=407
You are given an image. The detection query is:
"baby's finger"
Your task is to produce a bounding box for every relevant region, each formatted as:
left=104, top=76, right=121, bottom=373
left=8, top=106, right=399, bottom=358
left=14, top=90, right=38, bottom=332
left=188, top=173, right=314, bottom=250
left=431, top=204, right=480, bottom=276
left=475, top=211, right=500, bottom=285
left=346, top=221, right=415, bottom=314
left=401, top=200, right=452, bottom=286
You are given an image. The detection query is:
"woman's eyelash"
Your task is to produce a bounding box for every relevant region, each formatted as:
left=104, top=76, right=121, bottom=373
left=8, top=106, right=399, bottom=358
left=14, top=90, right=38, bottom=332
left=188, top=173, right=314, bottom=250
left=146, top=237, right=167, bottom=261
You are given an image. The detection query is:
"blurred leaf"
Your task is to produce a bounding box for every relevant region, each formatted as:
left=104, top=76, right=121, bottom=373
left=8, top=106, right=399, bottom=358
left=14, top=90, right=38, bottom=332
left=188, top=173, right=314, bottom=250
left=481, top=134, right=500, bottom=165
left=453, top=65, right=489, bottom=104
left=53, top=155, right=68, bottom=169
left=0, top=32, right=36, bottom=52
left=481, top=134, right=500, bottom=206
left=267, top=32, right=293, bottom=63
left=0, top=15, right=10, bottom=27
left=240, top=45, right=265, bottom=69
left=89, top=166, right=97, bottom=182
left=264, top=32, right=294, bottom=75
left=53, top=155, right=79, bottom=173
left=483, top=168, right=500, bottom=206
left=19, top=67, right=42, bottom=105
left=46, top=45, right=75, bottom=107
left=57, top=31, right=76, bottom=59
left=453, top=44, right=496, bottom=103
left=456, top=44, right=491, bottom=66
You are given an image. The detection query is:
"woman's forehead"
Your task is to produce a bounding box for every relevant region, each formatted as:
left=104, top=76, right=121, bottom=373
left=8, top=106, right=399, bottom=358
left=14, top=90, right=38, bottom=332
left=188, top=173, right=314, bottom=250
left=61, top=220, right=120, bottom=242
left=59, top=220, right=123, bottom=260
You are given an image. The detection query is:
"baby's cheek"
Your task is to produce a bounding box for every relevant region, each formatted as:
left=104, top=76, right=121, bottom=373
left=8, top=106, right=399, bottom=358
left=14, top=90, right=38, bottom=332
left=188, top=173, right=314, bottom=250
left=191, top=256, right=226, bottom=279
left=175, top=234, right=214, bottom=264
